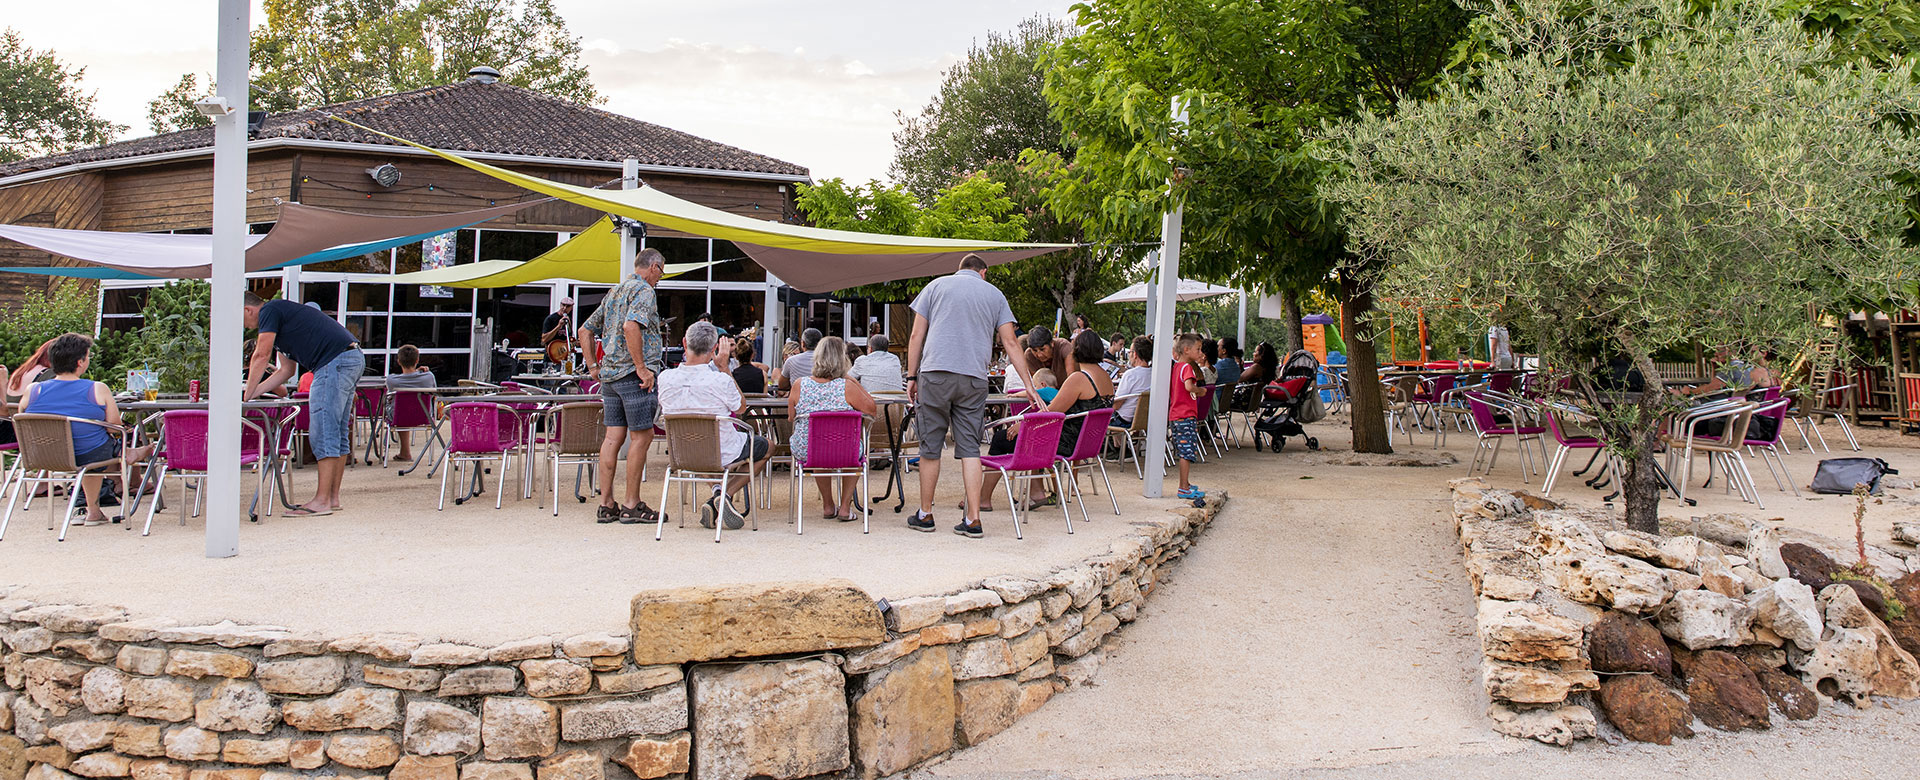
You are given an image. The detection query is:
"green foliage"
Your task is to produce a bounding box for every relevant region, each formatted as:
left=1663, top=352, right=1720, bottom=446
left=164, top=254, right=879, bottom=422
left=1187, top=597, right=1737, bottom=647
left=891, top=15, right=1075, bottom=201
left=0, top=28, right=124, bottom=163
left=1319, top=0, right=1920, bottom=522
left=234, top=0, right=599, bottom=113
left=146, top=74, right=215, bottom=135
left=0, top=285, right=100, bottom=370
left=124, top=281, right=213, bottom=393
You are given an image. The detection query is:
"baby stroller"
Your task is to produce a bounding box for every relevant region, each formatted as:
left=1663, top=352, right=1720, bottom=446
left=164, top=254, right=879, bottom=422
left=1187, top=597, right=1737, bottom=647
left=1252, top=349, right=1323, bottom=452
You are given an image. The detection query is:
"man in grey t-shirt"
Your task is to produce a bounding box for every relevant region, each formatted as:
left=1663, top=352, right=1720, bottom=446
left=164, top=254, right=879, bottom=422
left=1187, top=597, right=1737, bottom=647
left=905, top=254, right=1039, bottom=538
left=777, top=327, right=823, bottom=394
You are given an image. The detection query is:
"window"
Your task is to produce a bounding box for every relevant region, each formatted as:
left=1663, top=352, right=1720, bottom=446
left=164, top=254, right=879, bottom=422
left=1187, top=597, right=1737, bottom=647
left=709, top=240, right=767, bottom=282
left=707, top=290, right=764, bottom=337
left=392, top=316, right=472, bottom=354
left=646, top=236, right=709, bottom=281
left=478, top=230, right=558, bottom=262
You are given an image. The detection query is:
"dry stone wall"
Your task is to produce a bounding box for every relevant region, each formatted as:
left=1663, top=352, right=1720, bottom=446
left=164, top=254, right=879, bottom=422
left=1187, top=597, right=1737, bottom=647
left=1452, top=477, right=1920, bottom=747
left=1, top=495, right=1225, bottom=780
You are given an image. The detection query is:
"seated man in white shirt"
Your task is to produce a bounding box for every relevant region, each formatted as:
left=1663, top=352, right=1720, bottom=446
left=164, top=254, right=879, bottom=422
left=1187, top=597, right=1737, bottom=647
left=657, top=321, right=770, bottom=530
left=1112, top=335, right=1154, bottom=428
left=849, top=333, right=905, bottom=394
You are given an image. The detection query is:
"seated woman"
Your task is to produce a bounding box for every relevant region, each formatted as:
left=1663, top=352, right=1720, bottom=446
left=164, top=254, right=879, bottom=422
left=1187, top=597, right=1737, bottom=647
left=787, top=336, right=878, bottom=521
left=19, top=333, right=154, bottom=527
left=730, top=336, right=767, bottom=393
left=976, top=331, right=1115, bottom=511
left=1240, top=342, right=1280, bottom=386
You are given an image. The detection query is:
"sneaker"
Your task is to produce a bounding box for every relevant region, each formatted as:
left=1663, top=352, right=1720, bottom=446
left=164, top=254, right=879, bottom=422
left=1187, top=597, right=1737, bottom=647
left=699, top=498, right=718, bottom=529
left=907, top=511, right=936, bottom=533
left=719, top=498, right=747, bottom=530
left=952, top=519, right=984, bottom=538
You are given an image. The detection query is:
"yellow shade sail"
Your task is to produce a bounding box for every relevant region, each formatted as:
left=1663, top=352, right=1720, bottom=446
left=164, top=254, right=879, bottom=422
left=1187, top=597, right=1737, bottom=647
left=375, top=216, right=717, bottom=287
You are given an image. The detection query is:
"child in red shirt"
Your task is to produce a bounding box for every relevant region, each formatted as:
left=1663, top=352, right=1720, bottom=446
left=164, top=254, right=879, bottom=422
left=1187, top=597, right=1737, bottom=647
left=1168, top=333, right=1207, bottom=500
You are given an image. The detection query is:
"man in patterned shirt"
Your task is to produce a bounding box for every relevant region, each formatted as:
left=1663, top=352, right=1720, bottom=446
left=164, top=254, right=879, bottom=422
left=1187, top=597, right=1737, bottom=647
left=578, top=248, right=668, bottom=524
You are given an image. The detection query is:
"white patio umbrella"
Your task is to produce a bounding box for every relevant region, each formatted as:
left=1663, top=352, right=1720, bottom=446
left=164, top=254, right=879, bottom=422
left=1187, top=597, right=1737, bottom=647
left=1097, top=278, right=1238, bottom=304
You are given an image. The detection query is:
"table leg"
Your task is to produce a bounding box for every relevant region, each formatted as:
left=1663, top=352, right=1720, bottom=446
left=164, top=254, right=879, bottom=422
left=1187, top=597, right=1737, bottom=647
left=892, top=407, right=916, bottom=513
left=870, top=408, right=900, bottom=506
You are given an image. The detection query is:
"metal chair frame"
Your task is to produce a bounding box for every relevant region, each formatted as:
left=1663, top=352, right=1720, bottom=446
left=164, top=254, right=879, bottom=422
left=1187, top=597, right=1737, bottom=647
left=0, top=414, right=127, bottom=542
left=658, top=413, right=761, bottom=543
left=790, top=410, right=871, bottom=535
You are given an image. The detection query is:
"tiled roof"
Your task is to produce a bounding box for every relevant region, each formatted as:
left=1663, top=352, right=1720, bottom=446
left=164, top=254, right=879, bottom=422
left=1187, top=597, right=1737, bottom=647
left=0, top=80, right=809, bottom=178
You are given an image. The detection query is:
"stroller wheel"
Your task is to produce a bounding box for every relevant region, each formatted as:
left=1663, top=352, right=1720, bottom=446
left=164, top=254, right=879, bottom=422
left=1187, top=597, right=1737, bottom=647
left=1306, top=437, right=1320, bottom=451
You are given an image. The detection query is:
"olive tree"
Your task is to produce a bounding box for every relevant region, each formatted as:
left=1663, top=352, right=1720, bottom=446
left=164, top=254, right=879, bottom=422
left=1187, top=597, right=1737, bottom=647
left=1319, top=0, right=1920, bottom=531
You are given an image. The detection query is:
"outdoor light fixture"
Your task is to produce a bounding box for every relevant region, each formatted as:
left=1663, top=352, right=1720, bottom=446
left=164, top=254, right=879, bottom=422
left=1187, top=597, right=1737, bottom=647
left=246, top=111, right=268, bottom=138
left=193, top=96, right=235, bottom=118
left=366, top=164, right=403, bottom=188
left=613, top=216, right=647, bottom=240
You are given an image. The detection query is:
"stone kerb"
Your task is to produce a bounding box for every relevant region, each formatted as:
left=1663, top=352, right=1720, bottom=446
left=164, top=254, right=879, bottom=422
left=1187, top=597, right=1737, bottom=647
left=1450, top=477, right=1920, bottom=747
left=1, top=495, right=1228, bottom=780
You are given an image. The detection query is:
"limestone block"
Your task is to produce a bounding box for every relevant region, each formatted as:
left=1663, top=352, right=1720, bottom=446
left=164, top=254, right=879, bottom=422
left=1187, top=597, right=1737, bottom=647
left=485, top=638, right=554, bottom=663
left=519, top=660, right=589, bottom=698
left=1486, top=702, right=1597, bottom=746
left=54, top=638, right=117, bottom=665
left=329, top=633, right=422, bottom=662
left=1055, top=568, right=1101, bottom=608
left=409, top=644, right=490, bottom=667
left=22, top=746, right=70, bottom=770
left=67, top=753, right=130, bottom=778
left=961, top=618, right=1000, bottom=639
left=691, top=659, right=848, bottom=780
left=286, top=740, right=324, bottom=770
left=944, top=590, right=1003, bottom=615
left=165, top=651, right=252, bottom=680
left=328, top=735, right=400, bottom=769
left=559, top=634, right=628, bottom=659
left=389, top=756, right=458, bottom=780
left=1478, top=599, right=1585, bottom=663
left=480, top=698, right=557, bottom=761
left=404, top=702, right=481, bottom=756
left=80, top=668, right=126, bottom=715
left=195, top=681, right=279, bottom=734
left=280, top=688, right=402, bottom=732
left=126, top=762, right=182, bottom=780
left=1103, top=577, right=1141, bottom=611
left=1055, top=650, right=1103, bottom=687
left=255, top=657, right=346, bottom=696
left=1748, top=527, right=1789, bottom=579
left=1480, top=574, right=1539, bottom=601
left=882, top=597, right=945, bottom=633
left=1007, top=630, right=1049, bottom=672
left=982, top=576, right=1050, bottom=604
left=917, top=624, right=963, bottom=647
left=219, top=739, right=290, bottom=766
left=1793, top=586, right=1920, bottom=704
left=994, top=601, right=1042, bottom=640
left=23, top=605, right=127, bottom=634
left=114, top=648, right=165, bottom=677
left=953, top=678, right=1019, bottom=747
left=24, top=659, right=87, bottom=714
left=0, top=735, right=22, bottom=780
left=8, top=629, right=54, bottom=654
left=614, top=734, right=689, bottom=780
left=1015, top=681, right=1053, bottom=718
left=124, top=679, right=195, bottom=723
left=13, top=697, right=49, bottom=745
left=364, top=665, right=443, bottom=692
left=1111, top=601, right=1139, bottom=623
left=438, top=667, right=518, bottom=697
left=1747, top=578, right=1822, bottom=652
left=1044, top=612, right=1082, bottom=647
left=1482, top=662, right=1598, bottom=704
left=161, top=728, right=219, bottom=762
left=459, top=764, right=532, bottom=780
left=1040, top=593, right=1071, bottom=620
left=586, top=657, right=622, bottom=672
left=850, top=650, right=953, bottom=780
left=1657, top=590, right=1756, bottom=650
left=1014, top=656, right=1054, bottom=683
left=1055, top=613, right=1120, bottom=658
left=630, top=579, right=885, bottom=665
left=112, top=725, right=162, bottom=758
left=558, top=686, right=687, bottom=741
left=0, top=692, right=10, bottom=732
left=260, top=637, right=329, bottom=659
left=534, top=751, right=600, bottom=780
left=48, top=720, right=118, bottom=753
left=25, top=761, right=77, bottom=780
left=949, top=638, right=1014, bottom=681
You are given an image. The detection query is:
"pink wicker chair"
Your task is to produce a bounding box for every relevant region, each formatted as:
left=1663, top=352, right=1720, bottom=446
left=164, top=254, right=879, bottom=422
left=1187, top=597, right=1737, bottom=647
left=1056, top=407, right=1119, bottom=523
left=980, top=411, right=1071, bottom=538
left=354, top=386, right=386, bottom=465
left=791, top=410, right=869, bottom=535
left=382, top=389, right=444, bottom=469
left=142, top=410, right=268, bottom=535
left=438, top=402, right=526, bottom=510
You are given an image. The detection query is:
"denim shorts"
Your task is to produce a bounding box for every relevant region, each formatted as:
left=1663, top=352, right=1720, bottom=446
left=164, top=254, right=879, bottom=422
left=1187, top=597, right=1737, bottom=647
left=308, top=348, right=366, bottom=460
left=600, top=372, right=659, bottom=430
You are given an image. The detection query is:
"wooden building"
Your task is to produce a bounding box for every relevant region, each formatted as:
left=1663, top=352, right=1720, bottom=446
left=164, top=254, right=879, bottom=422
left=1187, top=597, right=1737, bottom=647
left=0, top=68, right=880, bottom=378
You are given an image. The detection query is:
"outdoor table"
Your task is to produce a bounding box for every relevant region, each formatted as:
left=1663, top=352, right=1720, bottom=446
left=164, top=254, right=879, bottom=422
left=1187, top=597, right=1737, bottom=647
left=511, top=374, right=592, bottom=393
left=119, top=396, right=308, bottom=521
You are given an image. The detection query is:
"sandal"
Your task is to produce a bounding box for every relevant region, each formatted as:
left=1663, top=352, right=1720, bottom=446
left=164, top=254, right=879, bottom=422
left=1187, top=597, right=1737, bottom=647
left=1024, top=494, right=1058, bottom=510
left=618, top=502, right=660, bottom=525
left=595, top=505, right=621, bottom=524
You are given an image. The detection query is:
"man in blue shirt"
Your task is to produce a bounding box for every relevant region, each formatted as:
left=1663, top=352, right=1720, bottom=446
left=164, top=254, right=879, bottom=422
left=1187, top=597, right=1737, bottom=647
left=244, top=293, right=365, bottom=517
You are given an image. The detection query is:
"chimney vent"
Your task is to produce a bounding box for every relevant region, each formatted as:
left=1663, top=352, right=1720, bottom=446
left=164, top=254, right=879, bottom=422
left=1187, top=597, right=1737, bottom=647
left=467, top=65, right=501, bottom=84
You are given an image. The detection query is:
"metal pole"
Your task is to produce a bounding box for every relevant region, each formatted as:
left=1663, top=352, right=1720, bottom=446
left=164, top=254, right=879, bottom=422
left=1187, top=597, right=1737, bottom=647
left=282, top=265, right=302, bottom=303
left=762, top=272, right=782, bottom=361
left=618, top=159, right=638, bottom=280
left=1142, top=206, right=1184, bottom=498
left=205, top=0, right=249, bottom=559
left=1236, top=289, right=1247, bottom=346
left=1143, top=258, right=1159, bottom=338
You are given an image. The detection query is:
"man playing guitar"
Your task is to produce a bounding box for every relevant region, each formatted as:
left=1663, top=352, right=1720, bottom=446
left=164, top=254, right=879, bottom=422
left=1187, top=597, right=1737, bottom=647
left=542, top=297, right=575, bottom=368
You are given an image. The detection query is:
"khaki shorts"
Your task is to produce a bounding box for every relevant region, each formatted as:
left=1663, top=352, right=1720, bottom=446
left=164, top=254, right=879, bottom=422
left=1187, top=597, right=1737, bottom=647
left=915, top=371, right=987, bottom=460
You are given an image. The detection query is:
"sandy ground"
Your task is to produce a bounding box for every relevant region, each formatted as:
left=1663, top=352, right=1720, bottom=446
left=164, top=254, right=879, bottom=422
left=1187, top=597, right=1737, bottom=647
left=926, top=412, right=1920, bottom=780
left=0, top=436, right=1164, bottom=644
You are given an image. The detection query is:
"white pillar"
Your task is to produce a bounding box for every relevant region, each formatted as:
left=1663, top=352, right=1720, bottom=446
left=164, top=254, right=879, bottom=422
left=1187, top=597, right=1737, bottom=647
left=1142, top=206, right=1184, bottom=498
left=618, top=159, right=638, bottom=280
left=762, top=272, right=782, bottom=362
left=205, top=0, right=249, bottom=559
left=1236, top=289, right=1247, bottom=346
left=281, top=265, right=302, bottom=304
left=1143, top=259, right=1159, bottom=338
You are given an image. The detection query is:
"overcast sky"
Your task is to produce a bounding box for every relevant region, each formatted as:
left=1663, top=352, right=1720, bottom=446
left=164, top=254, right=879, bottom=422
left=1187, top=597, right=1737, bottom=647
left=7, top=0, right=1075, bottom=183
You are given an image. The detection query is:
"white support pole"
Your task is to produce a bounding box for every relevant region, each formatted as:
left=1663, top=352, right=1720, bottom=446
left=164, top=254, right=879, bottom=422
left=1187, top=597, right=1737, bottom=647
left=1236, top=289, right=1247, bottom=346
left=282, top=265, right=302, bottom=304
left=1143, top=259, right=1159, bottom=338
left=618, top=159, right=639, bottom=280
left=1142, top=207, right=1184, bottom=498
left=762, top=272, right=782, bottom=361
left=205, top=0, right=250, bottom=559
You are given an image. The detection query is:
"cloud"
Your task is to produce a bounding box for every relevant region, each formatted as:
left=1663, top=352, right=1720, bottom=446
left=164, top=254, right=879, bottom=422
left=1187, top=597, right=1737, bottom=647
left=583, top=41, right=958, bottom=183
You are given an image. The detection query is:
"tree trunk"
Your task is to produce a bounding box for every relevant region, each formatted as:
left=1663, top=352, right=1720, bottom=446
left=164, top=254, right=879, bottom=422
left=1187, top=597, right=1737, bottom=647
left=1619, top=343, right=1669, bottom=533
left=1281, top=290, right=1304, bottom=354
left=1341, top=270, right=1392, bottom=454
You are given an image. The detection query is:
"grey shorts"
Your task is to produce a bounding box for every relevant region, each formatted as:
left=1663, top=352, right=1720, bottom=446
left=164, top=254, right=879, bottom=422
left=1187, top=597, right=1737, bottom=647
left=600, top=373, right=659, bottom=430
left=915, top=371, right=987, bottom=460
